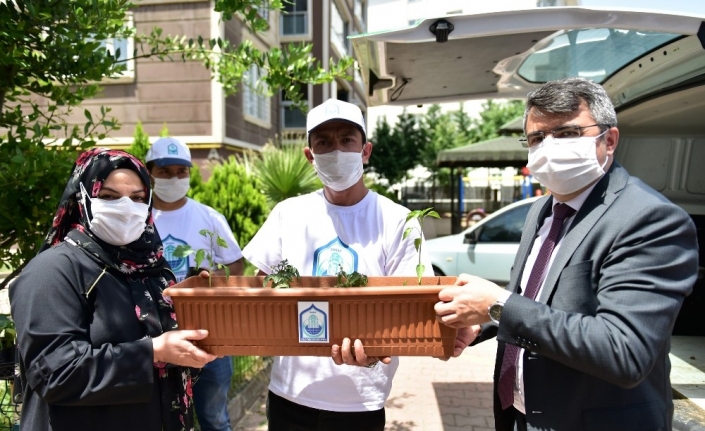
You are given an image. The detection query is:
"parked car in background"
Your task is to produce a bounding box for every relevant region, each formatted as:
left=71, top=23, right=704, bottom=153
left=427, top=197, right=539, bottom=284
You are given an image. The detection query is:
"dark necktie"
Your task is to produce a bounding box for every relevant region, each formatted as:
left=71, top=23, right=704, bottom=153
left=497, top=203, right=576, bottom=410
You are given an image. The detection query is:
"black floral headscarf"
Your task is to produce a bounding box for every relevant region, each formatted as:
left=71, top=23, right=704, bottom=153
left=40, top=147, right=195, bottom=431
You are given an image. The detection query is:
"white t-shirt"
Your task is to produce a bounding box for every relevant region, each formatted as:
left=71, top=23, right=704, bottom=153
left=242, top=190, right=433, bottom=412
left=153, top=198, right=243, bottom=282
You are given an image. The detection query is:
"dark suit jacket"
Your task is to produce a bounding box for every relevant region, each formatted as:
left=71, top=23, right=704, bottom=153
left=477, top=163, right=699, bottom=431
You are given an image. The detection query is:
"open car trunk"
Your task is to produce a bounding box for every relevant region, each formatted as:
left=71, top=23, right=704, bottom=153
left=352, top=6, right=705, bottom=335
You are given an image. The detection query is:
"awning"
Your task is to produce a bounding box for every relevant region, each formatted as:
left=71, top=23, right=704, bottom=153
left=436, top=136, right=528, bottom=168
left=498, top=117, right=523, bottom=134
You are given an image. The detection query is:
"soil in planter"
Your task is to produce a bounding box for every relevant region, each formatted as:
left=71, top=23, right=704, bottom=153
left=164, top=276, right=458, bottom=358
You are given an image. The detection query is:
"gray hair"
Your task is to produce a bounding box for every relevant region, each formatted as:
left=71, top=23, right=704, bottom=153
left=523, top=77, right=618, bottom=132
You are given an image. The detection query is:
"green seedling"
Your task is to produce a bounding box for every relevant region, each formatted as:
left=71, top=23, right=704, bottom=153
left=403, top=207, right=440, bottom=285
left=335, top=266, right=368, bottom=287
left=263, top=259, right=300, bottom=288
left=173, top=229, right=230, bottom=288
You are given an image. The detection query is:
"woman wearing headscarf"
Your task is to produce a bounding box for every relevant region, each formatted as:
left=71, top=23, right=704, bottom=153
left=9, top=148, right=215, bottom=431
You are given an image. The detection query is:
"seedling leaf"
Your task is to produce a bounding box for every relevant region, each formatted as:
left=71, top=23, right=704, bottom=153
left=173, top=244, right=194, bottom=258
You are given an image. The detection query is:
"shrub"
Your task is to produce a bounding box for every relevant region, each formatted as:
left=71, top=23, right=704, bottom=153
left=191, top=156, right=268, bottom=247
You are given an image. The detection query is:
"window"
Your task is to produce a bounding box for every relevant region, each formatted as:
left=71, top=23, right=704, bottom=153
left=354, top=0, right=366, bottom=30
left=337, top=87, right=349, bottom=102
left=354, top=65, right=365, bottom=92
left=257, top=0, right=270, bottom=22
left=518, top=28, right=679, bottom=84
left=477, top=204, right=531, bottom=243
left=331, top=3, right=348, bottom=55
left=99, top=14, right=135, bottom=80
left=281, top=0, right=308, bottom=36
left=243, top=64, right=271, bottom=124
left=281, top=85, right=307, bottom=129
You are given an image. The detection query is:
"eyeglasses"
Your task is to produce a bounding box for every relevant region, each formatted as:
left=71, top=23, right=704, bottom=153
left=520, top=124, right=610, bottom=148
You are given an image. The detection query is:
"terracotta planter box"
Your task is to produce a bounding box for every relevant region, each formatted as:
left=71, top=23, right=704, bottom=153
left=163, top=276, right=458, bottom=357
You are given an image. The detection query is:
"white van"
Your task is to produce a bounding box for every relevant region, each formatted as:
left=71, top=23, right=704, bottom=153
left=352, top=7, right=705, bottom=336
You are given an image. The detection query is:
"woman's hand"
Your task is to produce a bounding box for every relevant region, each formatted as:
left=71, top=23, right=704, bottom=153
left=152, top=329, right=216, bottom=368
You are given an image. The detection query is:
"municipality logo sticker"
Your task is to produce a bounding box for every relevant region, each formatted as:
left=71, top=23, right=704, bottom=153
left=298, top=302, right=329, bottom=343
left=325, top=104, right=339, bottom=118
left=167, top=143, right=178, bottom=155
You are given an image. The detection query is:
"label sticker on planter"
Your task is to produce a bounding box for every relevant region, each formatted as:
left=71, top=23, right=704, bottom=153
left=298, top=302, right=329, bottom=343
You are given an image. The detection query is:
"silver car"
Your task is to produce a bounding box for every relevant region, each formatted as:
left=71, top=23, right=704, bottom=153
left=426, top=197, right=539, bottom=283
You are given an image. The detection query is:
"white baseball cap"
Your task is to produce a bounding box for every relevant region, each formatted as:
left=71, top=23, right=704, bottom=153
left=306, top=99, right=367, bottom=143
left=145, top=137, right=193, bottom=167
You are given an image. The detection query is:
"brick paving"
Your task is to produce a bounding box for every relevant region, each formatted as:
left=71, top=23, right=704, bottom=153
left=234, top=339, right=498, bottom=431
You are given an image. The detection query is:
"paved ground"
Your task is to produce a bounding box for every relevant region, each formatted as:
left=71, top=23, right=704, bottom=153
left=234, top=339, right=498, bottom=431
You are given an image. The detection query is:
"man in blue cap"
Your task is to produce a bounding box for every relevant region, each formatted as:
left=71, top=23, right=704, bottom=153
left=147, top=137, right=244, bottom=431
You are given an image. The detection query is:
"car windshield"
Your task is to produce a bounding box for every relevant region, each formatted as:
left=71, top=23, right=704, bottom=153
left=518, top=28, right=681, bottom=84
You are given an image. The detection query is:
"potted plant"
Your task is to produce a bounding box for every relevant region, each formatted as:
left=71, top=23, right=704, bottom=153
left=163, top=272, right=458, bottom=358
left=163, top=212, right=457, bottom=358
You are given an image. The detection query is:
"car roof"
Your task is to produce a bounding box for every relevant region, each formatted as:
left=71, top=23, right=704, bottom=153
left=351, top=7, right=705, bottom=108
left=461, top=196, right=542, bottom=234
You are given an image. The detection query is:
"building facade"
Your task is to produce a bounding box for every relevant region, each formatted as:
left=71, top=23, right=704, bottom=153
left=68, top=0, right=367, bottom=170
left=279, top=0, right=369, bottom=140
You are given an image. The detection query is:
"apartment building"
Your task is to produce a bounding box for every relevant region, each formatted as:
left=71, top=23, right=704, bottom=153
left=71, top=0, right=367, bottom=169
left=279, top=0, right=369, bottom=138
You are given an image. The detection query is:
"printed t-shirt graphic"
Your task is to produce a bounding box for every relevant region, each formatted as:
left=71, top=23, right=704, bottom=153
left=312, top=237, right=358, bottom=275
left=161, top=234, right=189, bottom=282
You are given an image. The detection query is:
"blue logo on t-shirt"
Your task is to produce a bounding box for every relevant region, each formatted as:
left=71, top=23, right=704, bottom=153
left=162, top=234, right=189, bottom=282
left=312, top=237, right=357, bottom=275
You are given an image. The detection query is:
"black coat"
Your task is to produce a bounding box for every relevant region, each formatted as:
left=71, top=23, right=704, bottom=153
left=10, top=242, right=163, bottom=431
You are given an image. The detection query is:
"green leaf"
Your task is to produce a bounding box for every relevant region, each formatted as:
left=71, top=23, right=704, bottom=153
left=84, top=109, right=93, bottom=122
left=424, top=209, right=440, bottom=219
left=416, top=264, right=425, bottom=284
left=405, top=210, right=420, bottom=222
left=403, top=227, right=413, bottom=240
left=222, top=264, right=230, bottom=281
left=195, top=249, right=206, bottom=269
left=216, top=235, right=228, bottom=248
left=173, top=244, right=194, bottom=258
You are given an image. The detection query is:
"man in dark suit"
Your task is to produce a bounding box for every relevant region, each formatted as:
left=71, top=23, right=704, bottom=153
left=435, top=77, right=699, bottom=431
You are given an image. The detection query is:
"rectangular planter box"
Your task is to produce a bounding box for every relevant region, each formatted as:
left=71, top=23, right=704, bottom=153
left=163, top=275, right=458, bottom=357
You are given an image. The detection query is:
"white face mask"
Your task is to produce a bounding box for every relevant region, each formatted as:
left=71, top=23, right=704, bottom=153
left=312, top=149, right=364, bottom=192
left=527, top=131, right=609, bottom=195
left=153, top=177, right=190, bottom=203
left=80, top=183, right=151, bottom=246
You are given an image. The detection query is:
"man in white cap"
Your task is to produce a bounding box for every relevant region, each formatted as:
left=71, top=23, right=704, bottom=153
left=242, top=99, right=433, bottom=431
left=146, top=137, right=244, bottom=431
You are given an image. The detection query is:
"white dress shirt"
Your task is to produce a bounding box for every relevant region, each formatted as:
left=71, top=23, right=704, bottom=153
left=512, top=184, right=597, bottom=414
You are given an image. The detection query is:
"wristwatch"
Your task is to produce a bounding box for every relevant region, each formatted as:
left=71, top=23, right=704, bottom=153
left=488, top=300, right=505, bottom=325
